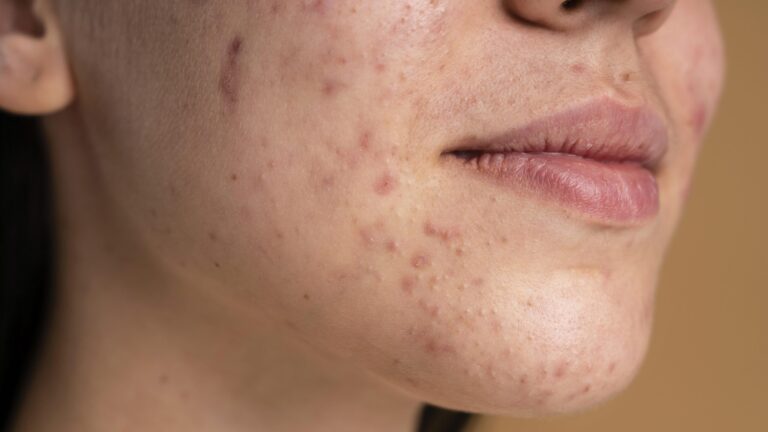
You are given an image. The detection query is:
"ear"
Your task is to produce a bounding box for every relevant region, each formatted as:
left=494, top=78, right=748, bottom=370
left=0, top=0, right=74, bottom=115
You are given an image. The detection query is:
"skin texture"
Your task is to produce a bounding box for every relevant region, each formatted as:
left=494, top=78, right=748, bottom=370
left=3, top=1, right=724, bottom=431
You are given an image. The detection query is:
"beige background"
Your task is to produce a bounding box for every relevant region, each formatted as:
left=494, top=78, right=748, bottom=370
left=476, top=2, right=767, bottom=431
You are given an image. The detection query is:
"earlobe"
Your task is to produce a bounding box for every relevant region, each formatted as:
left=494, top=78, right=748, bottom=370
left=0, top=0, right=74, bottom=115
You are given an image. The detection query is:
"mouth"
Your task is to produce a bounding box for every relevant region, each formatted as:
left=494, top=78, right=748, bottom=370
left=441, top=98, right=669, bottom=226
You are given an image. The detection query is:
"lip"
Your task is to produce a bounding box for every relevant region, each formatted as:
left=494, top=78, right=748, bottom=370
left=441, top=98, right=669, bottom=225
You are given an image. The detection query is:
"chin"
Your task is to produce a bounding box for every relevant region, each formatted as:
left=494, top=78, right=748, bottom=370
left=389, top=270, right=657, bottom=417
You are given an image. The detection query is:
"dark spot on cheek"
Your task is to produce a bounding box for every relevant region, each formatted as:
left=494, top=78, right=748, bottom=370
left=230, top=173, right=239, bottom=182
left=208, top=231, right=218, bottom=242
left=582, top=384, right=591, bottom=394
left=213, top=261, right=221, bottom=268
left=219, top=36, right=244, bottom=109
left=303, top=293, right=310, bottom=300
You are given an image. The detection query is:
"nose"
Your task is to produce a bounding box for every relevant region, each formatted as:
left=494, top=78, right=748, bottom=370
left=502, top=0, right=676, bottom=36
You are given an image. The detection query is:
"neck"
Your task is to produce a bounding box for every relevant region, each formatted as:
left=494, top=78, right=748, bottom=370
left=14, top=231, right=421, bottom=432
left=13, top=114, right=422, bottom=432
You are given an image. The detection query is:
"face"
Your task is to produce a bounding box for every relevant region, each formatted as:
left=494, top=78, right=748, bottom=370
left=50, top=0, right=724, bottom=415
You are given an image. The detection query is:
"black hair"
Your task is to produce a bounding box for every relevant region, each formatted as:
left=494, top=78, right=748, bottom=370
left=0, top=112, right=54, bottom=431
left=0, top=112, right=473, bottom=432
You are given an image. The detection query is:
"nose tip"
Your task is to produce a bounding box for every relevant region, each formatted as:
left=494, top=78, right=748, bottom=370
left=502, top=0, right=676, bottom=35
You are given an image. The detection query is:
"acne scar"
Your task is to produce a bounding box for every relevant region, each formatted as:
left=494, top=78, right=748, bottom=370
left=219, top=36, right=244, bottom=108
left=410, top=254, right=431, bottom=269
left=423, top=221, right=462, bottom=243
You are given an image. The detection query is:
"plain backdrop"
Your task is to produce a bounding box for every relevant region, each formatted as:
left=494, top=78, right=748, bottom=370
left=474, top=1, right=767, bottom=431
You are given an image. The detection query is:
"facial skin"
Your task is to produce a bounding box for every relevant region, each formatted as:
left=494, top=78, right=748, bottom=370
left=1, top=0, right=724, bottom=431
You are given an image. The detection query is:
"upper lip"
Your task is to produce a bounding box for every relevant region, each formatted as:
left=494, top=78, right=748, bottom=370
left=442, top=98, right=669, bottom=173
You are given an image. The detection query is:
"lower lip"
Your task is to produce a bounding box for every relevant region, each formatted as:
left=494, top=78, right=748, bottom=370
left=448, top=152, right=660, bottom=225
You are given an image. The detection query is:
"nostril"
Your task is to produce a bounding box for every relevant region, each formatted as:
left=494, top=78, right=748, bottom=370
left=560, top=0, right=582, bottom=12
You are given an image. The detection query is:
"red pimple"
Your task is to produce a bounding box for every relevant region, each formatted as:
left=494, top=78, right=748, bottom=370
left=373, top=172, right=398, bottom=196
left=385, top=239, right=400, bottom=253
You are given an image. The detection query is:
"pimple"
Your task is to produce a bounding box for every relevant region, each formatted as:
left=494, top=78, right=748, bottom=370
left=219, top=36, right=244, bottom=109
left=570, top=63, right=586, bottom=74
left=423, top=338, right=455, bottom=356
left=358, top=131, right=372, bottom=151
left=373, top=172, right=398, bottom=196
left=690, top=103, right=708, bottom=137
left=401, top=276, right=417, bottom=295
left=321, top=79, right=345, bottom=96
left=554, top=361, right=569, bottom=379
left=303, top=0, right=330, bottom=14
left=607, top=361, right=617, bottom=375
left=417, top=298, right=440, bottom=318
left=423, top=221, right=462, bottom=243
left=410, top=254, right=431, bottom=269
left=518, top=374, right=528, bottom=385
left=385, top=239, right=400, bottom=253
left=582, top=384, right=591, bottom=394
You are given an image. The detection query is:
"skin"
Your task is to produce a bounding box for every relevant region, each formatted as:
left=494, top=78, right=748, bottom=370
left=1, top=1, right=724, bottom=431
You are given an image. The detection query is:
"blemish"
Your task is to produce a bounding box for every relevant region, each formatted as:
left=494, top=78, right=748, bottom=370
left=607, top=361, right=617, bottom=375
left=321, top=79, right=344, bottom=96
left=518, top=374, right=528, bottom=385
left=213, top=261, right=221, bottom=268
left=423, top=337, right=455, bottom=355
left=410, top=254, right=431, bottom=269
left=385, top=239, right=400, bottom=253
left=554, top=361, right=569, bottom=379
left=418, top=298, right=440, bottom=318
left=358, top=131, right=372, bottom=151
left=219, top=36, right=244, bottom=108
left=423, top=221, right=461, bottom=243
left=690, top=103, right=708, bottom=136
left=570, top=63, right=586, bottom=74
left=302, top=0, right=334, bottom=15
left=401, top=276, right=417, bottom=295
left=230, top=173, right=239, bottom=182
left=303, top=293, right=310, bottom=300
left=582, top=384, right=591, bottom=394
left=158, top=374, right=169, bottom=385
left=373, top=172, right=398, bottom=195
left=208, top=231, right=218, bottom=242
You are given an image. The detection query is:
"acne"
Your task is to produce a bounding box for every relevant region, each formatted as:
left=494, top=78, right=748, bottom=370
left=423, top=221, right=462, bottom=244
left=554, top=361, right=569, bottom=379
left=321, top=79, right=345, bottom=97
left=410, top=254, right=431, bottom=269
left=219, top=36, right=244, bottom=109
left=401, top=276, right=417, bottom=295
left=570, top=63, right=586, bottom=74
left=373, top=172, right=398, bottom=195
